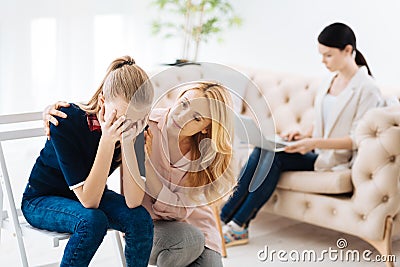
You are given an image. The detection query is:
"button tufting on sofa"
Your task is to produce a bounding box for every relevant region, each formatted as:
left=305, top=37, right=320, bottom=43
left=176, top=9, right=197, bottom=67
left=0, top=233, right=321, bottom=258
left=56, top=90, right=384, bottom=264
left=284, top=96, right=290, bottom=104
left=382, top=195, right=389, bottom=203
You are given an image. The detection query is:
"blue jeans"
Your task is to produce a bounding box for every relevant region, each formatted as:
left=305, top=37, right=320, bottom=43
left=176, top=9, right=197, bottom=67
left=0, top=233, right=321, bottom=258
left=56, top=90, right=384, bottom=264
left=22, top=186, right=153, bottom=267
left=221, top=148, right=317, bottom=227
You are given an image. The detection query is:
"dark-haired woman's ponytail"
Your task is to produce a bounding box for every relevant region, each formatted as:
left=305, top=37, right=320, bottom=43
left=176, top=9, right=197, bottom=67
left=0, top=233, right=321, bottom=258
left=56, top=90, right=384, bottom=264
left=355, top=49, right=372, bottom=76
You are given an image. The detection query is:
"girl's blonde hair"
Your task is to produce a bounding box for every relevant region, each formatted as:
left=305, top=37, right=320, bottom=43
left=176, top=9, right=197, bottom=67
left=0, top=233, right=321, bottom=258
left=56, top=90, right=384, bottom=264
left=181, top=82, right=237, bottom=203
left=78, top=55, right=153, bottom=114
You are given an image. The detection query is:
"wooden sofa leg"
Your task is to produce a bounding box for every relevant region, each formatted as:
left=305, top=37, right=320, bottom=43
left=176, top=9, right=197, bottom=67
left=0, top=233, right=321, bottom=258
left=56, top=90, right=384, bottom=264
left=363, top=216, right=394, bottom=267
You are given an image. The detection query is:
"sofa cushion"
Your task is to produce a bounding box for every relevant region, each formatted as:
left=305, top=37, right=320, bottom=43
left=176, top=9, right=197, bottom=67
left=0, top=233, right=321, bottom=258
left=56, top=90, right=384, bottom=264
left=277, top=170, right=353, bottom=194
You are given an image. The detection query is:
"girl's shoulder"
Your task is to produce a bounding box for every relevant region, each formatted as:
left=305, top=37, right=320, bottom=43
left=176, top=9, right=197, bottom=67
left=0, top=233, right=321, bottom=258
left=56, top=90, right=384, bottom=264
left=60, top=103, right=85, bottom=117
left=50, top=103, right=88, bottom=133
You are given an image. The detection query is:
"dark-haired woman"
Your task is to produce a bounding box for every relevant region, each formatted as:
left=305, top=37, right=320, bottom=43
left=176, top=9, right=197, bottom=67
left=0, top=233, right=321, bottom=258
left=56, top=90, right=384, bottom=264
left=220, top=22, right=383, bottom=246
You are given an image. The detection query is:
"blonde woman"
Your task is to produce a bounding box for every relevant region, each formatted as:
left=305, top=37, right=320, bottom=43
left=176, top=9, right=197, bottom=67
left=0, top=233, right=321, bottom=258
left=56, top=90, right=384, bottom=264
left=24, top=56, right=154, bottom=267
left=144, top=82, right=235, bottom=267
left=45, top=81, right=236, bottom=266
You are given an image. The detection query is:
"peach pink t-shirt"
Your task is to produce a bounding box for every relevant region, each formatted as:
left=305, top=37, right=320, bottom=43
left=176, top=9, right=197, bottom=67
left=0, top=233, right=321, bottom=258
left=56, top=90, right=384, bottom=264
left=142, top=108, right=222, bottom=254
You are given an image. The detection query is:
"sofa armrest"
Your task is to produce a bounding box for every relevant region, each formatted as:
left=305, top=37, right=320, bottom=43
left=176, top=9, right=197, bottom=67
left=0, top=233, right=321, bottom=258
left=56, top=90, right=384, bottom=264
left=351, top=106, right=400, bottom=220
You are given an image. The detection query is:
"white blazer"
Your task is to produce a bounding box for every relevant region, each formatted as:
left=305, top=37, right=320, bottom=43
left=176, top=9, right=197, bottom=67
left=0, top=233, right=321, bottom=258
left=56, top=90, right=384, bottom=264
left=313, top=66, right=383, bottom=171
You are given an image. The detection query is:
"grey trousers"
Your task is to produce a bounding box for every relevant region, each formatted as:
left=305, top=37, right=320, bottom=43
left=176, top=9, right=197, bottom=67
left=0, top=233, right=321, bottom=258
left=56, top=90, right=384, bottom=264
left=149, top=220, right=223, bottom=267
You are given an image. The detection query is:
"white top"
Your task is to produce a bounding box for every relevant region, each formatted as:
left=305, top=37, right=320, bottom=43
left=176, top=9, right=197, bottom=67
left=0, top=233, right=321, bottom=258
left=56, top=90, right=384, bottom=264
left=313, top=66, right=382, bottom=171
left=322, top=93, right=337, bottom=135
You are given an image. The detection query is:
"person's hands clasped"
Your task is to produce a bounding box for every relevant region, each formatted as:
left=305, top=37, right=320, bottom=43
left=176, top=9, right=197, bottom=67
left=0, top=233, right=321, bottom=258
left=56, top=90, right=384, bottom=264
left=284, top=138, right=316, bottom=154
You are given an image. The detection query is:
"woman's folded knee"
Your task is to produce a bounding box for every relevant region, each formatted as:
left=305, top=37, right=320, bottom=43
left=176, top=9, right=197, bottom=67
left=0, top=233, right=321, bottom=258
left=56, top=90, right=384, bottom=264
left=77, top=209, right=108, bottom=235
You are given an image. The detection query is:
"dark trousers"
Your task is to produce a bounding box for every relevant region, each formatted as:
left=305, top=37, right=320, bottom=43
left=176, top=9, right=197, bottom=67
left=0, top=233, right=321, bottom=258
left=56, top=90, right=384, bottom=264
left=221, top=147, right=317, bottom=227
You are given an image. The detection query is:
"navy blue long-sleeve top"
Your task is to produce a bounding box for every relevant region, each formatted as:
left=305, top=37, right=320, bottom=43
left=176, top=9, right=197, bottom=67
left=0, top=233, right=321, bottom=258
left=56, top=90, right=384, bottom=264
left=27, top=103, right=120, bottom=200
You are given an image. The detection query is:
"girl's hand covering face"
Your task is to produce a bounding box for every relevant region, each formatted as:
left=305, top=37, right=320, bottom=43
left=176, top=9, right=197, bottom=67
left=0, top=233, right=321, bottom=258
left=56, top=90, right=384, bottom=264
left=121, top=115, right=149, bottom=143
left=98, top=105, right=126, bottom=144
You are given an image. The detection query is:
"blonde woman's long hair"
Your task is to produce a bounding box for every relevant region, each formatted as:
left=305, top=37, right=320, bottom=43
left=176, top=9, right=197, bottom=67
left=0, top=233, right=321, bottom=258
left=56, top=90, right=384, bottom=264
left=78, top=55, right=153, bottom=114
left=181, top=82, right=237, bottom=204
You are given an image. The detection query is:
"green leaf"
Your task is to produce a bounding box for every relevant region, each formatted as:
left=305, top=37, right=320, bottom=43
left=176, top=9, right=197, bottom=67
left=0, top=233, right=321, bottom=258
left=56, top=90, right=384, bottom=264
left=229, top=16, right=242, bottom=27
left=151, top=21, right=162, bottom=35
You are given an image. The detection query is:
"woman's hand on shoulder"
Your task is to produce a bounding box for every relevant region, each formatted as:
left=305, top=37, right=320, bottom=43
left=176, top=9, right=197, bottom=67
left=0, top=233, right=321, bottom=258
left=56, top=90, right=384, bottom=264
left=43, top=101, right=69, bottom=139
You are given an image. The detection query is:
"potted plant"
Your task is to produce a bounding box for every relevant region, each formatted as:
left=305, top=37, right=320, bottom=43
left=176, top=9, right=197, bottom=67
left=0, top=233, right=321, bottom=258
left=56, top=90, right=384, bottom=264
left=151, top=0, right=242, bottom=63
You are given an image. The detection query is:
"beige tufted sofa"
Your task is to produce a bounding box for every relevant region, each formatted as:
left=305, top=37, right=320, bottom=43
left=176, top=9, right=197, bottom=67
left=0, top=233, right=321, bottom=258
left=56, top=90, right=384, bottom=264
left=149, top=64, right=400, bottom=266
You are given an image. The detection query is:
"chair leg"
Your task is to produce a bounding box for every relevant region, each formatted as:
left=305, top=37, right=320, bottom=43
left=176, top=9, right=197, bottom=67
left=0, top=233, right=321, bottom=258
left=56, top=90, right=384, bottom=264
left=363, top=216, right=394, bottom=267
left=112, top=230, right=126, bottom=267
left=15, top=224, right=29, bottom=267
left=0, top=182, right=3, bottom=243
left=0, top=145, right=29, bottom=267
left=211, top=203, right=227, bottom=258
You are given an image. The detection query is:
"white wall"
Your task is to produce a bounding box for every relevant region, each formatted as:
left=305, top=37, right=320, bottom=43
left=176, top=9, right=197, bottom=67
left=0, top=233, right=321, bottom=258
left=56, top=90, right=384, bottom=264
left=204, top=0, right=400, bottom=88
left=0, top=0, right=399, bottom=114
